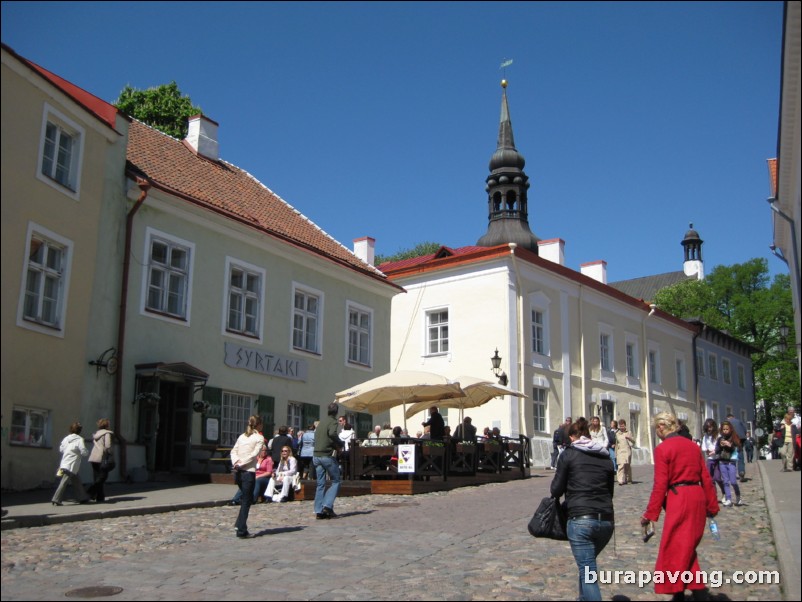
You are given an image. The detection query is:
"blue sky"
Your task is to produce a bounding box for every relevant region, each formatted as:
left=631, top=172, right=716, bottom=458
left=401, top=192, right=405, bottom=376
left=1, top=1, right=785, bottom=281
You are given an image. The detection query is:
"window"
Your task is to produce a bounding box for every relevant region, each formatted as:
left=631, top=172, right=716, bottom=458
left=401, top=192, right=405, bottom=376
left=221, top=392, right=253, bottom=446
left=292, top=286, right=322, bottom=353
left=145, top=231, right=193, bottom=320
left=532, top=388, right=547, bottom=432
left=37, top=104, right=84, bottom=196
left=600, top=333, right=612, bottom=372
left=696, top=349, right=705, bottom=377
left=347, top=304, right=372, bottom=367
left=225, top=259, right=263, bottom=339
left=712, top=402, right=720, bottom=423
left=626, top=342, right=637, bottom=378
left=722, top=358, right=732, bottom=385
left=532, top=310, right=545, bottom=355
left=676, top=357, right=687, bottom=392
left=18, top=224, right=73, bottom=335
left=287, top=402, right=302, bottom=432
left=737, top=365, right=746, bottom=388
left=427, top=309, right=449, bottom=355
left=708, top=353, right=718, bottom=381
left=648, top=349, right=661, bottom=385
left=10, top=407, right=50, bottom=447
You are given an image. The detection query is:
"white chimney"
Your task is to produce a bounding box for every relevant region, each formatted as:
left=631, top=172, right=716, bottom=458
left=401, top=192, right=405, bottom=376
left=580, top=260, right=608, bottom=284
left=538, top=238, right=565, bottom=265
left=353, top=236, right=376, bottom=266
left=186, top=114, right=219, bottom=160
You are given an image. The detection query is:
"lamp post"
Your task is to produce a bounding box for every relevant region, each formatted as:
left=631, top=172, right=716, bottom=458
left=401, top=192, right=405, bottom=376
left=491, top=348, right=508, bottom=386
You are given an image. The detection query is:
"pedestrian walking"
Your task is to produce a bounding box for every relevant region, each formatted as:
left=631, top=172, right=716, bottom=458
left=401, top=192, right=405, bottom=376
left=87, top=418, right=114, bottom=503
left=313, top=402, right=342, bottom=519
left=231, top=415, right=264, bottom=538
left=52, top=421, right=90, bottom=506
left=641, top=412, right=719, bottom=600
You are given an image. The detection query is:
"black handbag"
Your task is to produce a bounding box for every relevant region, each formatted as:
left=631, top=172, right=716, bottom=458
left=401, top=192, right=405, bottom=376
left=101, top=450, right=116, bottom=472
left=528, top=496, right=568, bottom=540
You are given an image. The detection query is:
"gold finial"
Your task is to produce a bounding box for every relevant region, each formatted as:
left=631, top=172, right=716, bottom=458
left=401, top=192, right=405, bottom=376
left=501, top=79, right=508, bottom=88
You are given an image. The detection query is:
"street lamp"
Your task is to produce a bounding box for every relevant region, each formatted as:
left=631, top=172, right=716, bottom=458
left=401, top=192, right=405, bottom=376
left=490, top=348, right=508, bottom=386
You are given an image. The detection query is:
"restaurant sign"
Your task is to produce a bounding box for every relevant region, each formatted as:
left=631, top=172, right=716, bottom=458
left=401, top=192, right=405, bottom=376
left=224, top=342, right=308, bottom=382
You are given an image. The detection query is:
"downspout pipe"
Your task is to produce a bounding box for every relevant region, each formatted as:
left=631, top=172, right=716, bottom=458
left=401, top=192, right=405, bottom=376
left=508, top=244, right=525, bottom=437
left=114, top=177, right=151, bottom=478
left=691, top=325, right=702, bottom=438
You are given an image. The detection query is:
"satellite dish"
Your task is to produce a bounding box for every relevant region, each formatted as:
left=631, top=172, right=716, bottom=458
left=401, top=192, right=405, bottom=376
left=754, top=428, right=765, bottom=437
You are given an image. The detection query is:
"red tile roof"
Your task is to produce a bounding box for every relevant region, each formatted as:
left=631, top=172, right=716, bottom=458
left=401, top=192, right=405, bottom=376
left=2, top=43, right=119, bottom=131
left=126, top=120, right=398, bottom=288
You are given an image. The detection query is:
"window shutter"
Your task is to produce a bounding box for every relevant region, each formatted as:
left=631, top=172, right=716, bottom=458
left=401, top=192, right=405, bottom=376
left=201, top=387, right=222, bottom=444
left=301, top=402, right=320, bottom=429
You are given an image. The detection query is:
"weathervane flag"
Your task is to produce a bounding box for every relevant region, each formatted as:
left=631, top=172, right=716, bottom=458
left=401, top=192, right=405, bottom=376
left=500, top=59, right=513, bottom=69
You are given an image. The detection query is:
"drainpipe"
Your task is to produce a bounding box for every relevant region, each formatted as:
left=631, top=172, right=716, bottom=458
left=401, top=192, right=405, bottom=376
left=691, top=326, right=702, bottom=438
left=508, top=244, right=525, bottom=437
left=643, top=305, right=655, bottom=461
left=114, top=177, right=151, bottom=478
left=578, top=284, right=585, bottom=422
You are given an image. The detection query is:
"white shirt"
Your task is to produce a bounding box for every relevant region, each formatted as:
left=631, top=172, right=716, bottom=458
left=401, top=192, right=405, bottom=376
left=231, top=432, right=263, bottom=472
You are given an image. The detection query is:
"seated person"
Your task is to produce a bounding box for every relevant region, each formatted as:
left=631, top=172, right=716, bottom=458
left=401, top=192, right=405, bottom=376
left=391, top=426, right=409, bottom=445
left=378, top=422, right=393, bottom=444
left=364, top=425, right=382, bottom=447
left=266, top=445, right=297, bottom=502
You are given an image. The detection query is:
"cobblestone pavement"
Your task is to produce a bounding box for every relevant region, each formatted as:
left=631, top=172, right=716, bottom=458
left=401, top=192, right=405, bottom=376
left=0, top=465, right=784, bottom=601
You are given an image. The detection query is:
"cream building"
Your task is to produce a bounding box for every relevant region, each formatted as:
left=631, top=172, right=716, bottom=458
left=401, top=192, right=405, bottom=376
left=1, top=44, right=130, bottom=490
left=382, top=82, right=699, bottom=465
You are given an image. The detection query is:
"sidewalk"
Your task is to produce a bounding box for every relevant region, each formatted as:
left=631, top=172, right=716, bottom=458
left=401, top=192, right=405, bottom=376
left=2, top=460, right=800, bottom=600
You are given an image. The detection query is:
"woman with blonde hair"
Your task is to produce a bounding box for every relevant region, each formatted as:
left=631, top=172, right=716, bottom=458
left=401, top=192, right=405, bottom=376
left=266, top=445, right=298, bottom=502
left=87, top=418, right=114, bottom=503
left=231, top=415, right=264, bottom=538
left=641, top=412, right=719, bottom=600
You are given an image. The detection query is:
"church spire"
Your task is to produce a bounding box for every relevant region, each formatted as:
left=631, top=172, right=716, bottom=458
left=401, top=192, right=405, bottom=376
left=477, top=80, right=540, bottom=253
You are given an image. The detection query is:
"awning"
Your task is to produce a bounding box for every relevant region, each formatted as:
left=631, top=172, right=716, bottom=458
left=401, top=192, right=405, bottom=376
left=135, top=362, right=209, bottom=383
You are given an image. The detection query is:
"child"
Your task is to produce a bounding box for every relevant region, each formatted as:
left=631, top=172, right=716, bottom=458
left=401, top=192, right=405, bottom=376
left=716, top=421, right=743, bottom=506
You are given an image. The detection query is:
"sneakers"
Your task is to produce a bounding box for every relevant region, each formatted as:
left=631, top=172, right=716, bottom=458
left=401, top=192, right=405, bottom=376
left=722, top=499, right=733, bottom=507
left=735, top=497, right=745, bottom=506
left=322, top=506, right=337, bottom=518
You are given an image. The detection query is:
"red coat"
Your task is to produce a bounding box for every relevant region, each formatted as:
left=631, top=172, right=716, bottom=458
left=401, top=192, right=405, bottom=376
left=643, top=434, right=719, bottom=594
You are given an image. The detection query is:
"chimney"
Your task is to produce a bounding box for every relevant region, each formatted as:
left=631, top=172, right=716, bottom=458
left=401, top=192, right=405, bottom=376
left=538, top=238, right=565, bottom=265
left=580, top=260, right=607, bottom=284
left=186, top=114, right=219, bottom=160
left=353, top=237, right=376, bottom=266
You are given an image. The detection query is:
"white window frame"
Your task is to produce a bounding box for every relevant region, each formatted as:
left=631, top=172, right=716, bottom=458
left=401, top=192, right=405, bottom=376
left=10, top=406, right=51, bottom=448
left=37, top=103, right=84, bottom=199
left=675, top=354, right=687, bottom=395
left=648, top=345, right=662, bottom=386
left=722, top=358, right=732, bottom=385
left=425, top=307, right=449, bottom=356
left=17, top=222, right=73, bottom=337
left=141, top=228, right=195, bottom=325
left=346, top=301, right=373, bottom=369
left=222, top=257, right=265, bottom=342
left=624, top=333, right=640, bottom=385
left=529, top=292, right=551, bottom=360
left=599, top=324, right=614, bottom=375
left=532, top=387, right=547, bottom=433
left=708, top=353, right=718, bottom=381
left=712, top=401, right=720, bottom=424
left=291, top=282, right=324, bottom=356
left=696, top=349, right=706, bottom=377
left=221, top=391, right=254, bottom=447
left=287, top=402, right=303, bottom=432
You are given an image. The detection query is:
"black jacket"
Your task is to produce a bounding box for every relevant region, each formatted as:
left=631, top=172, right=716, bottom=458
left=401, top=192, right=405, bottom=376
left=550, top=445, right=615, bottom=518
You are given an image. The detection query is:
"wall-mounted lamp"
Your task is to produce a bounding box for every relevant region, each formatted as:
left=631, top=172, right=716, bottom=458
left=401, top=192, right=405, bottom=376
left=648, top=303, right=657, bottom=317
left=88, top=347, right=118, bottom=376
left=490, top=348, right=508, bottom=386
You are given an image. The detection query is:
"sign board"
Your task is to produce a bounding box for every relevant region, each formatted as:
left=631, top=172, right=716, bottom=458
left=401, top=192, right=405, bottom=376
left=397, top=444, right=416, bottom=473
left=224, top=342, right=308, bottom=382
left=205, top=418, right=219, bottom=442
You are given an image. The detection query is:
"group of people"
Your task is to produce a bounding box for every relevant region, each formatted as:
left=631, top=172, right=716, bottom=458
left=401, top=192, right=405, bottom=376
left=52, top=419, right=115, bottom=506
left=551, top=416, right=635, bottom=486
left=551, top=412, right=720, bottom=601
left=701, top=416, right=747, bottom=507
left=229, top=403, right=343, bottom=538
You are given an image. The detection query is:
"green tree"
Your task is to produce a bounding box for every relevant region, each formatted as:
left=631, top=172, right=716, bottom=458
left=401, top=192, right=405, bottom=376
left=654, top=259, right=798, bottom=437
left=375, top=242, right=442, bottom=266
left=114, top=81, right=201, bottom=139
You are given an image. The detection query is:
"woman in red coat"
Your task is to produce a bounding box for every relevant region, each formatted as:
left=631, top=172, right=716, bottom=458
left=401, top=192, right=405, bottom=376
left=641, top=412, right=719, bottom=600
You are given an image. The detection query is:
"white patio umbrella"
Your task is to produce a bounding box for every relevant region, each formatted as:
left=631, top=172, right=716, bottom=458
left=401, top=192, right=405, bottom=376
left=403, top=375, right=527, bottom=423
left=335, top=370, right=465, bottom=429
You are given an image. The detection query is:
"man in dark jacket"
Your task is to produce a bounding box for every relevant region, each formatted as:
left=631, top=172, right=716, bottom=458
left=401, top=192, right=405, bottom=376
left=550, top=417, right=571, bottom=470
left=422, top=407, right=445, bottom=441
left=270, top=425, right=294, bottom=466
left=313, top=402, right=342, bottom=519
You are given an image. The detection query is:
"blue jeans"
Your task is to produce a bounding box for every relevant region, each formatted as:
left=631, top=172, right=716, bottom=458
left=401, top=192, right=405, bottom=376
left=608, top=448, right=617, bottom=472
left=234, top=471, right=255, bottom=536
left=567, top=517, right=614, bottom=601
left=313, top=455, right=341, bottom=514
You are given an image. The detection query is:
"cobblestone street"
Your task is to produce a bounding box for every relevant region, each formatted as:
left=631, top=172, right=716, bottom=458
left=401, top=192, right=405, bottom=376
left=0, top=465, right=786, bottom=600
